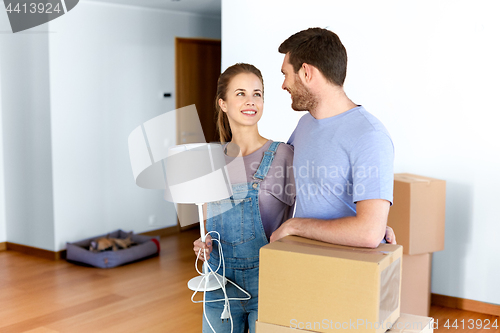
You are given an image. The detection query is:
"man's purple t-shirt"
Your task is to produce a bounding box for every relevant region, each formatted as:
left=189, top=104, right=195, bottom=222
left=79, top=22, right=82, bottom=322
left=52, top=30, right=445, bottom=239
left=288, top=105, right=394, bottom=220
left=224, top=140, right=295, bottom=240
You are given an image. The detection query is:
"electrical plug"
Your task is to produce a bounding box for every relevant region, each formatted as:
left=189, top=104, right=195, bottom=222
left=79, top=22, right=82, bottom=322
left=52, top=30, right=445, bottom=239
left=220, top=303, right=230, bottom=322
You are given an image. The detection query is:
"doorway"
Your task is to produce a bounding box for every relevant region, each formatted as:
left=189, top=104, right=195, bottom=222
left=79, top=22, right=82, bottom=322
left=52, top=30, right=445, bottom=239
left=175, top=38, right=221, bottom=229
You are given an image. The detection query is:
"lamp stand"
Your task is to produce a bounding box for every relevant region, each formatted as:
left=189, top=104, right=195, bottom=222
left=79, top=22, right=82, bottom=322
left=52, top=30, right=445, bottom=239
left=187, top=203, right=227, bottom=292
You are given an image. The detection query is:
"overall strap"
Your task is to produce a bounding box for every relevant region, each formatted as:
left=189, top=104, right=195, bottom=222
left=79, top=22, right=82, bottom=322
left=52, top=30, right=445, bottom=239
left=253, top=141, right=282, bottom=182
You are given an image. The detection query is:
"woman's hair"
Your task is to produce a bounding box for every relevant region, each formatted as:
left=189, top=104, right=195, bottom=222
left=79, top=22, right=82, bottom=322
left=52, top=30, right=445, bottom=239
left=215, top=63, right=264, bottom=143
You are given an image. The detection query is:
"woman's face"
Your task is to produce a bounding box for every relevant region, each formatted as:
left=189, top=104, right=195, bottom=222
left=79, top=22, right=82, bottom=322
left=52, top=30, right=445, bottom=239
left=219, top=72, right=264, bottom=128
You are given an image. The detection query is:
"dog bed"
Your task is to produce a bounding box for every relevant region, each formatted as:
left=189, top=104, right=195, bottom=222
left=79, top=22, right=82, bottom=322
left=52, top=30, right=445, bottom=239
left=66, top=229, right=160, bottom=268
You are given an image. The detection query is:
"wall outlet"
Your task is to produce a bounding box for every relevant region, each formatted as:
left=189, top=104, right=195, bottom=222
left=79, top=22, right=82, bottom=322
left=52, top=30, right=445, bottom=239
left=148, top=215, right=156, bottom=225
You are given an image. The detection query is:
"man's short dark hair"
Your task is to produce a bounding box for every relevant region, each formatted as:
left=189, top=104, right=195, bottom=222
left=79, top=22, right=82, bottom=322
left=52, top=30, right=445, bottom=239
left=279, top=28, right=347, bottom=86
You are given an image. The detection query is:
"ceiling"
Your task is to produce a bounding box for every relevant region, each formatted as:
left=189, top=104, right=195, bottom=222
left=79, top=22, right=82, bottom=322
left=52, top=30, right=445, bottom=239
left=84, top=0, right=221, bottom=17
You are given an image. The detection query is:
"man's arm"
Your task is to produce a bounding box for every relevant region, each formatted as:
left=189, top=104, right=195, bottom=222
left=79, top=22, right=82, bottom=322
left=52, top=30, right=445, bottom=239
left=270, top=199, right=390, bottom=248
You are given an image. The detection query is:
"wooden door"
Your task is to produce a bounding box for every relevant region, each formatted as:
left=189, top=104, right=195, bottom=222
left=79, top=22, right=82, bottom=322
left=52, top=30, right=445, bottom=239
left=175, top=38, right=221, bottom=229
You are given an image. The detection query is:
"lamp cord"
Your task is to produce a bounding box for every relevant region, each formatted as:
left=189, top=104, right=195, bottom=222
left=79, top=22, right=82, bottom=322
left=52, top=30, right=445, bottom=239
left=191, top=231, right=251, bottom=333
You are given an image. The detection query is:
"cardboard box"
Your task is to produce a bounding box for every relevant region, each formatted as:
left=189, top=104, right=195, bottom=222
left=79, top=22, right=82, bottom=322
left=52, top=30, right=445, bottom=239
left=401, top=253, right=432, bottom=316
left=256, top=313, right=434, bottom=332
left=258, top=236, right=403, bottom=333
left=256, top=321, right=317, bottom=332
left=388, top=173, right=446, bottom=255
left=386, top=313, right=434, bottom=333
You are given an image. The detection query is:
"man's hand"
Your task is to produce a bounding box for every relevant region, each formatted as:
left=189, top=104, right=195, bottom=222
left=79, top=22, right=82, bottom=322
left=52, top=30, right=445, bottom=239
left=193, top=234, right=213, bottom=261
left=384, top=226, right=397, bottom=244
left=270, top=219, right=295, bottom=243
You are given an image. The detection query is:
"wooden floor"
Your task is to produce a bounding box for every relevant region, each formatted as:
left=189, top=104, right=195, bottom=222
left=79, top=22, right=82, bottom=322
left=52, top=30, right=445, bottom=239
left=0, top=228, right=498, bottom=332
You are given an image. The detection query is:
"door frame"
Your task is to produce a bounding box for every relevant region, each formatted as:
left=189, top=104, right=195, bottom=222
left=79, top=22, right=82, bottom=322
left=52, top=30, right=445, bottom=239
left=174, top=37, right=221, bottom=231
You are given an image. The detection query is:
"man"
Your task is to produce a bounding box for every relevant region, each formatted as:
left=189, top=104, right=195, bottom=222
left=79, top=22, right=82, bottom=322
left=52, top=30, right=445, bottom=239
left=194, top=28, right=395, bottom=259
left=270, top=27, right=395, bottom=248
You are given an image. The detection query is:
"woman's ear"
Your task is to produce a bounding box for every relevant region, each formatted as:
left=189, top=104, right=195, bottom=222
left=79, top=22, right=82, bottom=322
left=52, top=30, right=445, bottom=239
left=218, top=98, right=227, bottom=112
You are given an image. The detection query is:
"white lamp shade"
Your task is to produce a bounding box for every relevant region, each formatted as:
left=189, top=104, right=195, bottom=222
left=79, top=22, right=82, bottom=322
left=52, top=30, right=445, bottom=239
left=164, top=143, right=232, bottom=204
left=128, top=105, right=204, bottom=189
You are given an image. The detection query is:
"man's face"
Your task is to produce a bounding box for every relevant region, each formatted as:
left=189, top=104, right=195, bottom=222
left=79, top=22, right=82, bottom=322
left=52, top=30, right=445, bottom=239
left=281, top=53, right=317, bottom=111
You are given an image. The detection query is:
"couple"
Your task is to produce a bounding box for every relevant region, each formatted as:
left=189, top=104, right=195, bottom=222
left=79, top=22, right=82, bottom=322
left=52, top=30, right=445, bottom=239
left=193, top=27, right=396, bottom=333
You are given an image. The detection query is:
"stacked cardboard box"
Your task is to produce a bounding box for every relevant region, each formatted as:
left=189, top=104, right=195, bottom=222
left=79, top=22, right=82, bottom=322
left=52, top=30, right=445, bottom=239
left=256, top=313, right=434, bottom=332
left=388, top=173, right=446, bottom=316
left=258, top=236, right=403, bottom=333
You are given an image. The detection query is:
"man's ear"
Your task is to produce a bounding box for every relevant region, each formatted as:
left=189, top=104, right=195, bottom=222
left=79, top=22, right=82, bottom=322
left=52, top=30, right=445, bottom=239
left=301, top=63, right=314, bottom=83
left=218, top=98, right=227, bottom=112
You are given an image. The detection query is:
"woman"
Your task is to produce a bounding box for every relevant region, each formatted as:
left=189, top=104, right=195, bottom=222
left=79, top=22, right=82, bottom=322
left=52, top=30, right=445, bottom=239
left=193, top=63, right=295, bottom=333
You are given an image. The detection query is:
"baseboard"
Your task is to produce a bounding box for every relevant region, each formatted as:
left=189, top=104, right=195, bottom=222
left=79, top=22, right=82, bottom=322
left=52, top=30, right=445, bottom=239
left=180, top=223, right=200, bottom=232
left=432, top=293, right=500, bottom=316
left=139, top=225, right=180, bottom=237
left=4, top=226, right=180, bottom=261
left=6, top=242, right=64, bottom=261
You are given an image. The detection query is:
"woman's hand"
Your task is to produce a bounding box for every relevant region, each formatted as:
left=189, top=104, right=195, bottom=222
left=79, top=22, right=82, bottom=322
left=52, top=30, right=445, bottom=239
left=385, top=226, right=397, bottom=244
left=193, top=234, right=213, bottom=261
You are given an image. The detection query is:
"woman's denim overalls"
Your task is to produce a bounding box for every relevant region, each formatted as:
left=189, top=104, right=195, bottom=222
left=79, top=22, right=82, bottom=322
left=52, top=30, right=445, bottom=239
left=202, top=142, right=281, bottom=333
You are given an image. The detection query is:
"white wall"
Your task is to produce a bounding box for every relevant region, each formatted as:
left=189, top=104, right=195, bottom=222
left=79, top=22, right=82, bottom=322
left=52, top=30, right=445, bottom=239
left=48, top=2, right=221, bottom=251
left=0, top=60, right=5, bottom=243
left=0, top=2, right=220, bottom=251
left=0, top=17, right=56, bottom=250
left=222, top=0, right=500, bottom=305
